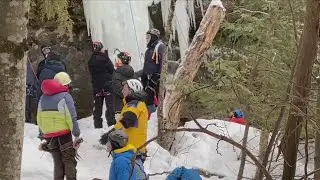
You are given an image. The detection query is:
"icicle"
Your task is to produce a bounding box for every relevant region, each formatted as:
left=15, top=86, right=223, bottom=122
left=174, top=0, right=190, bottom=62
left=187, top=0, right=196, bottom=29
left=161, top=0, right=171, bottom=26
left=196, top=0, right=205, bottom=17
left=83, top=0, right=155, bottom=71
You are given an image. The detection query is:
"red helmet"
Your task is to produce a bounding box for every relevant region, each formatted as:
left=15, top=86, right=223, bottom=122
left=117, top=52, right=131, bottom=64
left=92, top=41, right=103, bottom=52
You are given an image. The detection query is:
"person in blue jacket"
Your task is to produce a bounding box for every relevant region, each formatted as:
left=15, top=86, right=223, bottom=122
left=103, top=129, right=137, bottom=180
left=166, top=166, right=201, bottom=180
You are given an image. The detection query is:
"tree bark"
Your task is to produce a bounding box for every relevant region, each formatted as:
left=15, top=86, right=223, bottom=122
left=0, top=0, right=30, bottom=179
left=157, top=0, right=176, bottom=149
left=254, top=129, right=269, bottom=180
left=314, top=50, right=320, bottom=180
left=158, top=0, right=225, bottom=151
left=237, top=123, right=250, bottom=180
left=282, top=0, right=320, bottom=179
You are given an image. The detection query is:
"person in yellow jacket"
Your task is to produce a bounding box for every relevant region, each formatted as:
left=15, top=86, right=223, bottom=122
left=100, top=79, right=148, bottom=180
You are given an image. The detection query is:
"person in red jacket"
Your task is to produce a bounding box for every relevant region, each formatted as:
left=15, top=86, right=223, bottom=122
left=229, top=109, right=246, bottom=125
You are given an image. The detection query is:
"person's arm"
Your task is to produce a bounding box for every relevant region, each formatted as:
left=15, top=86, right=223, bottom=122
left=113, top=76, right=124, bottom=98
left=63, top=93, right=80, bottom=137
left=114, top=101, right=140, bottom=129
left=105, top=57, right=115, bottom=75
left=158, top=43, right=165, bottom=71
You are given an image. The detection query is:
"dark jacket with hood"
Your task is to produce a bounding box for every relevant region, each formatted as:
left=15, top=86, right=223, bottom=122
left=112, top=65, right=134, bottom=98
left=143, top=38, right=164, bottom=74
left=88, top=51, right=114, bottom=94
left=38, top=52, right=66, bottom=86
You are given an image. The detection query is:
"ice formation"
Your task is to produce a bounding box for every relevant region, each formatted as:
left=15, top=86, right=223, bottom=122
left=83, top=0, right=220, bottom=70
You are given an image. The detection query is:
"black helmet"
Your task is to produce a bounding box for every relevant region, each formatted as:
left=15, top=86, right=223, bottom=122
left=108, top=130, right=128, bottom=150
left=147, top=28, right=160, bottom=38
left=117, top=52, right=131, bottom=64
left=93, top=41, right=103, bottom=52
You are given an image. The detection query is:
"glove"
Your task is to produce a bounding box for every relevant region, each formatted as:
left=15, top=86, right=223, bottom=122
left=99, top=128, right=115, bottom=145
left=38, top=140, right=49, bottom=151
left=73, top=134, right=83, bottom=150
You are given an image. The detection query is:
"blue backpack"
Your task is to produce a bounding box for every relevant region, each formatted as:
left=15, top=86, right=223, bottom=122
left=166, top=166, right=202, bottom=180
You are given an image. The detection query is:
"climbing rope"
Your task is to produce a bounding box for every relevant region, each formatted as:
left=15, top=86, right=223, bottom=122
left=128, top=0, right=144, bottom=68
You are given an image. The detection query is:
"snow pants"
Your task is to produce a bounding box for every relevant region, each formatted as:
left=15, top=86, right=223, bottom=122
left=93, top=93, right=116, bottom=128
left=141, top=73, right=160, bottom=115
left=25, top=94, right=37, bottom=124
left=46, top=133, right=77, bottom=180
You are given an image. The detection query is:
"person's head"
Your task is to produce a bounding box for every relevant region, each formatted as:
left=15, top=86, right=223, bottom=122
left=115, top=52, right=131, bottom=68
left=233, top=109, right=244, bottom=118
left=92, top=41, right=103, bottom=52
left=54, top=72, right=72, bottom=87
left=146, top=28, right=160, bottom=45
left=41, top=45, right=51, bottom=58
left=121, top=79, right=143, bottom=98
left=106, top=130, right=128, bottom=152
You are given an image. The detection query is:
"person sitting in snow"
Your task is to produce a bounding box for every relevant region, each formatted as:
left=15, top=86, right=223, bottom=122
left=166, top=166, right=202, bottom=180
left=88, top=41, right=115, bottom=128
left=229, top=109, right=247, bottom=125
left=141, top=28, right=164, bottom=116
left=104, top=129, right=137, bottom=180
left=100, top=79, right=148, bottom=180
left=112, top=51, right=134, bottom=115
left=37, top=72, right=82, bottom=180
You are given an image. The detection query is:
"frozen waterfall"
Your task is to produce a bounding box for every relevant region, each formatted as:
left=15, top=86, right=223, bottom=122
left=83, top=0, right=205, bottom=71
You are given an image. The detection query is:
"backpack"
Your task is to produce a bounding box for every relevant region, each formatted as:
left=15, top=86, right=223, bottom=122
left=166, top=167, right=202, bottom=180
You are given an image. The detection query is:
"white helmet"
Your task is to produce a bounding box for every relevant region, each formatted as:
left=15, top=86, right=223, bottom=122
left=125, top=79, right=143, bottom=92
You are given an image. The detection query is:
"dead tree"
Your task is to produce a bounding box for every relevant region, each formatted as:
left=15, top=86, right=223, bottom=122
left=281, top=0, right=320, bottom=179
left=158, top=0, right=226, bottom=151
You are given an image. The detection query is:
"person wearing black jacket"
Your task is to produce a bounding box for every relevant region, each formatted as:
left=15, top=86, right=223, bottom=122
left=112, top=52, right=134, bottom=114
left=88, top=41, right=115, bottom=128
left=142, top=28, right=164, bottom=114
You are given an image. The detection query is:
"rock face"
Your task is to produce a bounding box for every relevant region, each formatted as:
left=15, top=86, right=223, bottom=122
left=27, top=0, right=93, bottom=119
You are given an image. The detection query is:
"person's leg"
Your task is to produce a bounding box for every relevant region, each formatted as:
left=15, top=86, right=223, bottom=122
left=48, top=138, right=65, bottom=180
left=141, top=73, right=148, bottom=89
left=25, top=95, right=32, bottom=123
left=113, top=94, right=124, bottom=114
left=93, top=95, right=104, bottom=128
left=105, top=94, right=116, bottom=126
left=51, top=150, right=65, bottom=180
left=59, top=134, right=77, bottom=180
left=61, top=148, right=77, bottom=180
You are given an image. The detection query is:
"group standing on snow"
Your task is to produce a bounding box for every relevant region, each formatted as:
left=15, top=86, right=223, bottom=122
left=25, top=28, right=164, bottom=180
left=25, top=27, right=245, bottom=179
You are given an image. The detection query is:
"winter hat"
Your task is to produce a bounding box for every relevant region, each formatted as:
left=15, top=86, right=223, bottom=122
left=234, top=109, right=244, bottom=118
left=108, top=130, right=128, bottom=150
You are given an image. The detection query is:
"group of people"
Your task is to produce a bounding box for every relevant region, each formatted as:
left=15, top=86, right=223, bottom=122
left=25, top=28, right=165, bottom=180
left=26, top=27, right=244, bottom=179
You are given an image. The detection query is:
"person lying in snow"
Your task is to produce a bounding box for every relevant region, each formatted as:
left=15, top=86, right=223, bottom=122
left=37, top=72, right=82, bottom=180
left=100, top=79, right=148, bottom=180
left=228, top=109, right=247, bottom=125
left=166, top=166, right=202, bottom=180
left=105, top=129, right=137, bottom=180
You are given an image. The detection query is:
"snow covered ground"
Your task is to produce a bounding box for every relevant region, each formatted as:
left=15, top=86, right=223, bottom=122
left=21, top=112, right=265, bottom=180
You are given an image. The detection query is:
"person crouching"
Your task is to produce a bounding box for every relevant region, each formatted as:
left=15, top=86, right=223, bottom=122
left=104, top=129, right=137, bottom=180
left=37, top=72, right=82, bottom=180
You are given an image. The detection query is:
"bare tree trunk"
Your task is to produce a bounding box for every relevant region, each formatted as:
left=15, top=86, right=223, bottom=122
left=282, top=0, right=320, bottom=179
left=158, top=0, right=225, bottom=151
left=314, top=51, right=320, bottom=180
left=0, top=0, right=30, bottom=179
left=157, top=0, right=176, bottom=149
left=254, top=129, right=269, bottom=180
left=237, top=123, right=250, bottom=180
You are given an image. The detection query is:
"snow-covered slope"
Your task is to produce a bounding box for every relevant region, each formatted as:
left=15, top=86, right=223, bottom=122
left=21, top=112, right=263, bottom=180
